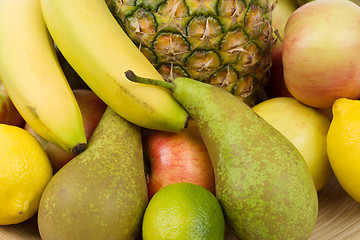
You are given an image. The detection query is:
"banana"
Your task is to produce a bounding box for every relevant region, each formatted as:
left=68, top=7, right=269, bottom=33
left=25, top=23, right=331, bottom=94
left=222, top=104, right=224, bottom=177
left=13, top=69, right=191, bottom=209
left=0, top=0, right=87, bottom=154
left=39, top=0, right=189, bottom=132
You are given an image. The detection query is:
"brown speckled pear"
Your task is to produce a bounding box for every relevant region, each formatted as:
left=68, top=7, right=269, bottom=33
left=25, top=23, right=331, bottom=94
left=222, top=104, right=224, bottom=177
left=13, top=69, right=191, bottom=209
left=126, top=71, right=318, bottom=240
left=37, top=107, right=148, bottom=240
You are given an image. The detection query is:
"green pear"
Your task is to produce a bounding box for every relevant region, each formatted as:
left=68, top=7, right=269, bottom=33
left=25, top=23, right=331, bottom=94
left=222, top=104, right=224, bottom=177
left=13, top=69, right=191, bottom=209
left=252, top=97, right=332, bottom=192
left=37, top=107, right=148, bottom=240
left=126, top=71, right=318, bottom=240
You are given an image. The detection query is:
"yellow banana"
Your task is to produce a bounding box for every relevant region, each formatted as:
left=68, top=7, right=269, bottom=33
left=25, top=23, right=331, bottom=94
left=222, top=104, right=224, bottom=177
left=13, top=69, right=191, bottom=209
left=39, top=0, right=189, bottom=132
left=0, top=0, right=87, bottom=154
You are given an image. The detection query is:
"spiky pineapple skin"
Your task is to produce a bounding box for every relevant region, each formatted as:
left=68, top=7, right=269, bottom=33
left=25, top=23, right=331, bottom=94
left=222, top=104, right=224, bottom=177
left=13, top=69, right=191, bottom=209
left=107, top=0, right=273, bottom=106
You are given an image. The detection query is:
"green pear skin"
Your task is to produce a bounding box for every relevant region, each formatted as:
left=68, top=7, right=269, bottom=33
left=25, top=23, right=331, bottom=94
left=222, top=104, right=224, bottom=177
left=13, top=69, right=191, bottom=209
left=175, top=79, right=318, bottom=239
left=38, top=107, right=148, bottom=240
left=126, top=71, right=318, bottom=240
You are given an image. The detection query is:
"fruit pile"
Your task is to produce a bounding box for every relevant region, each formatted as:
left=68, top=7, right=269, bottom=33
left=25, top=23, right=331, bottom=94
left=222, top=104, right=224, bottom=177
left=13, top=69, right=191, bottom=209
left=0, top=0, right=360, bottom=239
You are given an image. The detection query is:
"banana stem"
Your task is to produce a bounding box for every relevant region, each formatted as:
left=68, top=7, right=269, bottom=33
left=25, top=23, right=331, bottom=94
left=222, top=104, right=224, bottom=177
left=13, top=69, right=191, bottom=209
left=125, top=70, right=176, bottom=92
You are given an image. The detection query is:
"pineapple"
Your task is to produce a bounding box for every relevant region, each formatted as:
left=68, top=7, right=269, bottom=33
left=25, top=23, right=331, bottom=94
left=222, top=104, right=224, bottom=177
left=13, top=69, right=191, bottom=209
left=107, top=0, right=273, bottom=106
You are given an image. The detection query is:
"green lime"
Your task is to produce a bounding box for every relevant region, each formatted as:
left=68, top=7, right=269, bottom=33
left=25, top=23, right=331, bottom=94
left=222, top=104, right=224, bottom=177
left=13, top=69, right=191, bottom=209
left=142, top=182, right=225, bottom=240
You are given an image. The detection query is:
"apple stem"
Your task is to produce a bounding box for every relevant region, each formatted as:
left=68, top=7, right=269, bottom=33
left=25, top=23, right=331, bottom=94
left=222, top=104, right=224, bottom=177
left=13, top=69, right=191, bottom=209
left=274, top=29, right=283, bottom=43
left=125, top=70, right=176, bottom=92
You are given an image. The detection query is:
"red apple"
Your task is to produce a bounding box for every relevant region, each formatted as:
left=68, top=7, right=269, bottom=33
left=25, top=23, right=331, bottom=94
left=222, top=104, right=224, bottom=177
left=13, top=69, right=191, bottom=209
left=71, top=89, right=107, bottom=140
left=265, top=0, right=297, bottom=98
left=25, top=89, right=107, bottom=172
left=143, top=120, right=215, bottom=199
left=282, top=0, right=360, bottom=108
left=0, top=83, right=25, bottom=127
left=266, top=45, right=293, bottom=98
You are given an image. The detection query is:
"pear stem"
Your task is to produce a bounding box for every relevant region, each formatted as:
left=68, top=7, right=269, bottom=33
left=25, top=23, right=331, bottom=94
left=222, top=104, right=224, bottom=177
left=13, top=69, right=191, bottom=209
left=125, top=70, right=176, bottom=92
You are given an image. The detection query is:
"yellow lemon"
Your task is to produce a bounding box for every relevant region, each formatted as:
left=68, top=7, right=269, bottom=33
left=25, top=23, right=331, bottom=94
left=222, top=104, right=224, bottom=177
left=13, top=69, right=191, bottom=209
left=142, top=182, right=225, bottom=240
left=327, top=98, right=360, bottom=202
left=0, top=124, right=53, bottom=225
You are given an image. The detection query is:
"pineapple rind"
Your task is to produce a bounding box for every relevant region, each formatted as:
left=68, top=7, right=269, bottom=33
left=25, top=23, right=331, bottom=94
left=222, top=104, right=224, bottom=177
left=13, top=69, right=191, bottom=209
left=107, top=0, right=273, bottom=106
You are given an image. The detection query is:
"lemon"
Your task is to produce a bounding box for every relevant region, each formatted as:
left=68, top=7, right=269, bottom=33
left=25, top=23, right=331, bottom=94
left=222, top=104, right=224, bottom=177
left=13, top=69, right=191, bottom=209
left=142, top=182, right=225, bottom=240
left=327, top=98, right=360, bottom=202
left=0, top=124, right=53, bottom=225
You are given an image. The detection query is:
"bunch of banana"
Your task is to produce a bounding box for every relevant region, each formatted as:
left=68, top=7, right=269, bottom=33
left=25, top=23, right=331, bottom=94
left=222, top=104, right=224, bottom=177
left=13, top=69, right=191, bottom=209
left=40, top=0, right=189, bottom=132
left=0, top=0, right=87, bottom=154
